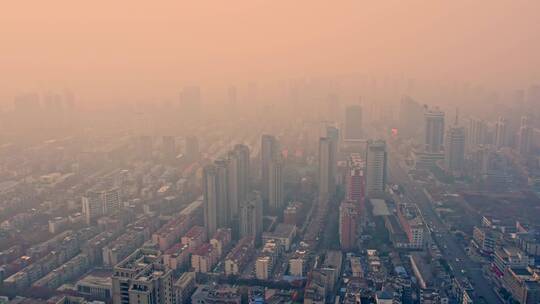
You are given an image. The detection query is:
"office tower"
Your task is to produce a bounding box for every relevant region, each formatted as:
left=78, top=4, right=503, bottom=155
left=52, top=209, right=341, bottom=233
left=467, top=118, right=488, bottom=151
left=203, top=165, right=218, bottom=238
left=445, top=126, right=466, bottom=172
left=185, top=136, right=199, bottom=161
left=344, top=105, right=362, bottom=140
left=399, top=96, right=424, bottom=139
left=326, top=126, right=339, bottom=191
left=162, top=136, right=176, bottom=161
left=494, top=117, right=507, bottom=148
left=226, top=151, right=239, bottom=221
left=339, top=201, right=359, bottom=251
left=239, top=191, right=263, bottom=243
left=213, top=159, right=230, bottom=228
left=318, top=137, right=331, bottom=203
left=226, top=145, right=250, bottom=222
left=234, top=144, right=250, bottom=206
left=261, top=135, right=280, bottom=202
left=179, top=86, right=201, bottom=117
left=112, top=249, right=173, bottom=304
left=365, top=140, right=387, bottom=198
left=518, top=116, right=533, bottom=157
left=203, top=162, right=229, bottom=238
left=268, top=160, right=284, bottom=213
left=346, top=154, right=365, bottom=213
left=82, top=187, right=121, bottom=224
left=424, top=108, right=445, bottom=153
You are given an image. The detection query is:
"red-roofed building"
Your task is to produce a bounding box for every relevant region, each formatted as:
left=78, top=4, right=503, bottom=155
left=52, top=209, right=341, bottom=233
left=210, top=228, right=232, bottom=257
left=191, top=243, right=219, bottom=273
left=181, top=225, right=207, bottom=250
left=163, top=243, right=190, bottom=271
left=224, top=237, right=255, bottom=276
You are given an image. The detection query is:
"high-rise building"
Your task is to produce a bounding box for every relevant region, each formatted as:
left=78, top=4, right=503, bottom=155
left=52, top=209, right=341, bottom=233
left=346, top=154, right=365, bottom=214
left=339, top=201, right=359, bottom=252
left=268, top=160, right=284, bottom=214
left=82, top=187, right=121, bottom=224
left=424, top=108, right=445, bottom=153
left=234, top=144, right=250, bottom=205
left=213, top=159, right=230, bottom=228
left=203, top=162, right=229, bottom=238
left=226, top=151, right=239, bottom=221
left=326, top=126, right=339, bottom=194
left=226, top=144, right=250, bottom=223
left=494, top=117, right=507, bottom=148
left=112, top=249, right=173, bottom=304
left=467, top=117, right=488, bottom=151
left=518, top=116, right=533, bottom=157
left=445, top=125, right=466, bottom=173
left=318, top=137, right=331, bottom=203
left=365, top=140, right=387, bottom=198
left=239, top=191, right=263, bottom=244
left=261, top=135, right=280, bottom=203
left=344, top=105, right=362, bottom=140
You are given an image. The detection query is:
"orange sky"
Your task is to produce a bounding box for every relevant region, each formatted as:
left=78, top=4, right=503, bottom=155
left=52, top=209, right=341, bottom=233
left=1, top=1, right=539, bottom=103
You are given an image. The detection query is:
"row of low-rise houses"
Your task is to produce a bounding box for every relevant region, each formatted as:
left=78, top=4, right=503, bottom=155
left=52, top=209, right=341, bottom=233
left=3, top=228, right=99, bottom=290
left=151, top=199, right=203, bottom=251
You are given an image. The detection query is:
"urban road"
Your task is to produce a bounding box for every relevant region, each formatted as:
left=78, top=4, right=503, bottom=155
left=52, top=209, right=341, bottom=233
left=387, top=149, right=501, bottom=304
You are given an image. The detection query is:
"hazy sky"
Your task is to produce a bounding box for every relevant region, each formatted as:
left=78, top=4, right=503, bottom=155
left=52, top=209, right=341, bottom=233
left=1, top=1, right=539, bottom=103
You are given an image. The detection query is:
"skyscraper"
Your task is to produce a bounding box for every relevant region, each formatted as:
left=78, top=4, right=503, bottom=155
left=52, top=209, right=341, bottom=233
left=239, top=191, right=263, bottom=243
left=318, top=137, right=331, bottom=203
left=339, top=201, right=359, bottom=252
left=445, top=126, right=466, bottom=173
left=214, top=159, right=230, bottom=228
left=326, top=126, right=339, bottom=192
left=344, top=105, right=362, bottom=140
left=424, top=108, right=445, bottom=153
left=494, top=117, right=507, bottom=148
left=365, top=140, right=387, bottom=198
left=227, top=144, right=250, bottom=221
left=203, top=165, right=219, bottom=238
left=268, top=160, right=284, bottom=213
left=467, top=117, right=488, bottom=151
left=234, top=144, right=250, bottom=210
left=518, top=116, right=533, bottom=157
left=226, top=151, right=239, bottom=220
left=203, top=161, right=229, bottom=238
left=261, top=135, right=280, bottom=203
left=346, top=153, right=365, bottom=214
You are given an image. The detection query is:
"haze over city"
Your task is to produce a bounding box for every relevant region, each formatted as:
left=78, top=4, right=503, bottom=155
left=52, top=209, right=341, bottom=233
left=1, top=1, right=540, bottom=105
left=1, top=2, right=540, bottom=304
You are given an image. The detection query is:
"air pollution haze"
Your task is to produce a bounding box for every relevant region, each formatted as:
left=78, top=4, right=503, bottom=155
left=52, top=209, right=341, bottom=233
left=1, top=1, right=539, bottom=104
left=2, top=3, right=540, bottom=304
